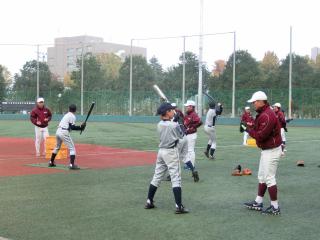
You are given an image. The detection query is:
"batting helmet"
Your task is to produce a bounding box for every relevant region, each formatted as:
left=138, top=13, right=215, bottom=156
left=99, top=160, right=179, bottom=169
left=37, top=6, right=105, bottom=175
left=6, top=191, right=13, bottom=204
left=69, top=104, right=77, bottom=112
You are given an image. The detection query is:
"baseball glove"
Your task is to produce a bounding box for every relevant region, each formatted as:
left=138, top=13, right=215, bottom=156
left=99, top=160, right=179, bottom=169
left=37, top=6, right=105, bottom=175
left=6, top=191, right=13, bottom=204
left=231, top=165, right=242, bottom=176
left=242, top=168, right=252, bottom=175
left=296, top=160, right=305, bottom=167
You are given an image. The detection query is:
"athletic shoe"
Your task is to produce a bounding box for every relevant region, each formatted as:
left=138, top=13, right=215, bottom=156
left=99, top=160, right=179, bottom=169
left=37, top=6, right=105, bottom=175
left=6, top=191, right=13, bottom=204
left=69, top=164, right=80, bottom=170
left=209, top=154, right=215, bottom=160
left=192, top=171, right=199, bottom=182
left=204, top=151, right=209, bottom=158
left=48, top=161, right=56, bottom=167
left=144, top=201, right=155, bottom=209
left=175, top=205, right=189, bottom=214
left=261, top=205, right=281, bottom=215
left=244, top=200, right=263, bottom=211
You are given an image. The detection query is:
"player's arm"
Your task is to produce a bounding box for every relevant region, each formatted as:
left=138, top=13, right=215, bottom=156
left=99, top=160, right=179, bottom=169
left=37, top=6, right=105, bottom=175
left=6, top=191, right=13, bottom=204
left=192, top=114, right=202, bottom=128
left=247, top=114, right=274, bottom=142
left=30, top=110, right=40, bottom=125
left=47, top=108, right=52, bottom=122
left=69, top=123, right=86, bottom=131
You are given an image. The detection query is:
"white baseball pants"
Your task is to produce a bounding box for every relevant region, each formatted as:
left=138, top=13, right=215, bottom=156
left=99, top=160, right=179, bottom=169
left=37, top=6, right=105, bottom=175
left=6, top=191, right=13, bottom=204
left=186, top=133, right=197, bottom=166
left=34, top=126, right=49, bottom=156
left=204, top=126, right=216, bottom=149
left=258, top=146, right=282, bottom=187
left=53, top=128, right=76, bottom=156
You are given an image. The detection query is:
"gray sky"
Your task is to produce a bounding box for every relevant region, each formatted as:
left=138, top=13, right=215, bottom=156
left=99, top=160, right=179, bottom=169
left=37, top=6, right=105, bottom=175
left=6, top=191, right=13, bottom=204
left=1, top=0, right=320, bottom=75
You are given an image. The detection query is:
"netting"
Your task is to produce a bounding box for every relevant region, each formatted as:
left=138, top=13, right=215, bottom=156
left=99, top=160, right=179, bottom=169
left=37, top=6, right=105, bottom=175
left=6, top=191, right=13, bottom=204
left=5, top=88, right=320, bottom=118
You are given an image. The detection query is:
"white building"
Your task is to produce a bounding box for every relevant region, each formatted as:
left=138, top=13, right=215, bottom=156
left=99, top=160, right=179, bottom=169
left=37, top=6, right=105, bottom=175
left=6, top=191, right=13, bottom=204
left=311, top=47, right=320, bottom=62
left=47, top=35, right=147, bottom=81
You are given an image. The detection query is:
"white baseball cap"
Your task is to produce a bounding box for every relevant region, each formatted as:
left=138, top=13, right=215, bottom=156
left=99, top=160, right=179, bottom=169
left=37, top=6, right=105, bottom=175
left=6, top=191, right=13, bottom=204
left=245, top=106, right=250, bottom=110
left=273, top=103, right=281, bottom=108
left=37, top=97, right=45, bottom=103
left=171, top=103, right=177, bottom=107
left=184, top=100, right=196, bottom=106
left=247, top=91, right=267, bottom=103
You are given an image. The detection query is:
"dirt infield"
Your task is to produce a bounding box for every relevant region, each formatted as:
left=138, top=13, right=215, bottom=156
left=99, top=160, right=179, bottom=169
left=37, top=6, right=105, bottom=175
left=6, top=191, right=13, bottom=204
left=0, top=137, right=156, bottom=177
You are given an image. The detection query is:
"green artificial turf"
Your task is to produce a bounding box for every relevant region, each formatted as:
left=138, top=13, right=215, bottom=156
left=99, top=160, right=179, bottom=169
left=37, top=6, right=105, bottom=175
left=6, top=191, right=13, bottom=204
left=0, top=120, right=319, bottom=240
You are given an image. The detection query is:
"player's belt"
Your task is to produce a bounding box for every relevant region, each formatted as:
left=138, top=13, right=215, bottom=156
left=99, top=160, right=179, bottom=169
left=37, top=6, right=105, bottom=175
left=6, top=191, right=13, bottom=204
left=168, top=140, right=179, bottom=148
left=60, top=127, right=69, bottom=131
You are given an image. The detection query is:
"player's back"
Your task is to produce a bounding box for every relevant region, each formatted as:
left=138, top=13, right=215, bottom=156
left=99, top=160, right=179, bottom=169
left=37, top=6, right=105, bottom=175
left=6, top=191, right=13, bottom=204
left=157, top=120, right=182, bottom=149
left=58, top=112, right=76, bottom=129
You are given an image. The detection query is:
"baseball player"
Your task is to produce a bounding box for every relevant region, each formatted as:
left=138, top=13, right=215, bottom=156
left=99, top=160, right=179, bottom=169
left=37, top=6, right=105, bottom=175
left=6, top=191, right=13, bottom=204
left=144, top=102, right=189, bottom=214
left=204, top=101, right=223, bottom=159
left=30, top=97, right=52, bottom=157
left=48, top=104, right=86, bottom=170
left=171, top=103, right=199, bottom=182
left=183, top=100, right=202, bottom=166
left=272, top=103, right=287, bottom=154
left=240, top=106, right=254, bottom=145
left=242, top=91, right=282, bottom=215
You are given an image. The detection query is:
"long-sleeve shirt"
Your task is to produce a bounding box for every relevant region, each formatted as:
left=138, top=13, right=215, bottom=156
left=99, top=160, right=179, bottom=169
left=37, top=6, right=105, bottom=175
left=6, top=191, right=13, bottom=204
left=241, top=111, right=254, bottom=124
left=30, top=106, right=52, bottom=128
left=184, top=110, right=202, bottom=134
left=275, top=110, right=286, bottom=128
left=205, top=108, right=217, bottom=127
left=247, top=104, right=282, bottom=150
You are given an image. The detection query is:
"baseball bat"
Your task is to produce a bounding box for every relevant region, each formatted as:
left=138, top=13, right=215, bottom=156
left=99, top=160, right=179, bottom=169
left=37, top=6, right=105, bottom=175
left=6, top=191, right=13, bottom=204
left=153, top=84, right=169, bottom=102
left=203, top=90, right=215, bottom=103
left=80, top=102, right=95, bottom=135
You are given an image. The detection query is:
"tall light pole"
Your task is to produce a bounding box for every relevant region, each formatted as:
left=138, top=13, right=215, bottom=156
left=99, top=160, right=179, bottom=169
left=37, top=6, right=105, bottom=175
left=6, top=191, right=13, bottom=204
left=36, top=44, right=40, bottom=99
left=231, top=31, right=236, bottom=118
left=81, top=43, right=84, bottom=115
left=289, top=26, right=292, bottom=119
left=129, top=39, right=133, bottom=116
left=197, top=0, right=204, bottom=116
left=182, top=36, right=186, bottom=108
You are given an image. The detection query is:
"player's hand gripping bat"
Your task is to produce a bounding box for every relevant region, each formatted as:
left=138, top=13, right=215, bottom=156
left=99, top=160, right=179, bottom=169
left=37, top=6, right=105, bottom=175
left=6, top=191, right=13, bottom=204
left=80, top=102, right=95, bottom=135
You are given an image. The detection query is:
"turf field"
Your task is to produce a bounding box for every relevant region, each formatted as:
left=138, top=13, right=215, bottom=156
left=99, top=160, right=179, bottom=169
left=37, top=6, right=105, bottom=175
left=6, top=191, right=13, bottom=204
left=0, top=120, right=319, bottom=240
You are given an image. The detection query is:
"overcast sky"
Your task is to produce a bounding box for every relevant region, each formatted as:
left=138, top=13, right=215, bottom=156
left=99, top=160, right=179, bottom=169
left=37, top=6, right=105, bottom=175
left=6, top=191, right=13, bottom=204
left=1, top=0, right=320, bottom=75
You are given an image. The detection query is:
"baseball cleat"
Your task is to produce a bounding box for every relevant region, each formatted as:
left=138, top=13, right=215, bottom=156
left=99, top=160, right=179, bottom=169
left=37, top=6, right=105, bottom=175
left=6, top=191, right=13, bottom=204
left=175, top=205, right=189, bottom=214
left=204, top=151, right=209, bottom=158
left=69, top=164, right=80, bottom=170
left=261, top=205, right=281, bottom=215
left=192, top=171, right=199, bottom=182
left=48, top=161, right=56, bottom=167
left=244, top=200, right=263, bottom=211
left=209, top=154, right=215, bottom=160
left=144, top=201, right=155, bottom=209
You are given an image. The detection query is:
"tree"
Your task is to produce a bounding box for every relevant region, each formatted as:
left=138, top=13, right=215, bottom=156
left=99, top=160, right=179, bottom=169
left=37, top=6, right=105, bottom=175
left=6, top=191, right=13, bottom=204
left=71, top=54, right=106, bottom=91
left=117, top=55, right=155, bottom=91
left=13, top=60, right=63, bottom=99
left=212, top=60, right=226, bottom=78
left=149, top=56, right=164, bottom=83
left=96, top=53, right=122, bottom=89
left=278, top=54, right=314, bottom=88
left=217, top=50, right=262, bottom=90
left=0, top=65, right=7, bottom=101
left=163, top=51, right=211, bottom=94
left=259, top=51, right=280, bottom=87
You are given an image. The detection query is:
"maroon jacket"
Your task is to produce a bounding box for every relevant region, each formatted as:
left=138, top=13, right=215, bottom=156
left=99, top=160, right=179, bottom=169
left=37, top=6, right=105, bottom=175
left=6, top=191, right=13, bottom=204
left=30, top=106, right=52, bottom=128
left=247, top=104, right=282, bottom=150
left=275, top=110, right=286, bottom=128
left=184, top=110, right=202, bottom=135
left=241, top=111, right=254, bottom=124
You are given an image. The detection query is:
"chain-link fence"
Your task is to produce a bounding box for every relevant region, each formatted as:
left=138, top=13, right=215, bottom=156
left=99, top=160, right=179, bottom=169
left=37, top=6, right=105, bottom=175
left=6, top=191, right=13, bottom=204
left=3, top=87, right=320, bottom=118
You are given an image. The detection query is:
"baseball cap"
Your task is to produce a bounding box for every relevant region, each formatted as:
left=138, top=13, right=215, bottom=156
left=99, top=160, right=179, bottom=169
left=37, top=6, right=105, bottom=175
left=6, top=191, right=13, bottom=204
left=37, top=97, right=45, bottom=103
left=273, top=103, right=281, bottom=108
left=157, top=102, right=174, bottom=115
left=171, top=103, right=177, bottom=107
left=184, top=100, right=196, bottom=106
left=247, top=91, right=267, bottom=103
left=245, top=106, right=250, bottom=110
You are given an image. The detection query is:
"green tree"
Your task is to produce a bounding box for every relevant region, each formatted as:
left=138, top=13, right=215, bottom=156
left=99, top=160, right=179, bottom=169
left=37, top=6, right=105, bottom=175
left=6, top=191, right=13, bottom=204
left=163, top=51, right=211, bottom=94
left=217, top=50, right=262, bottom=90
left=0, top=65, right=7, bottom=101
left=117, top=55, right=155, bottom=91
left=13, top=60, right=63, bottom=99
left=71, top=54, right=106, bottom=91
left=96, top=53, right=122, bottom=89
left=149, top=56, right=164, bottom=83
left=278, top=54, right=314, bottom=88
